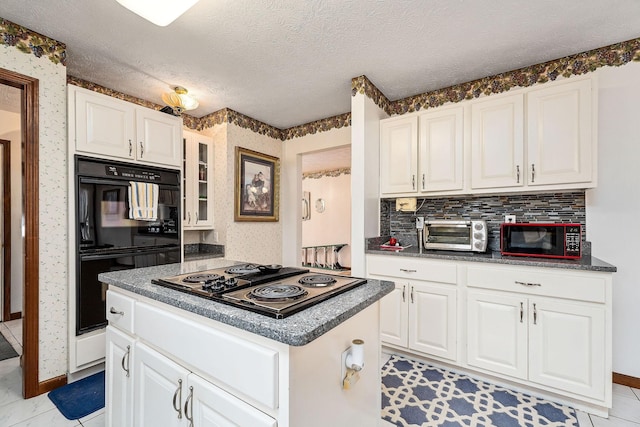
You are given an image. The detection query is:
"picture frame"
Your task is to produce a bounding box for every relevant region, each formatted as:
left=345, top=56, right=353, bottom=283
left=234, top=147, right=280, bottom=222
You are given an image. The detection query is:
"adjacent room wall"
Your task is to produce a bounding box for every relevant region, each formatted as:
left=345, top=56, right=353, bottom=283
left=587, top=61, right=640, bottom=378
left=0, top=110, right=23, bottom=316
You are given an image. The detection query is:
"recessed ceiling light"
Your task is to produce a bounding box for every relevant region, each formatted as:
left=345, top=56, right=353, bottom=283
left=115, top=0, right=200, bottom=26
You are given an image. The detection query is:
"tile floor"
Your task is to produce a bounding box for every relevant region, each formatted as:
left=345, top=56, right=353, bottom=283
left=0, top=323, right=638, bottom=426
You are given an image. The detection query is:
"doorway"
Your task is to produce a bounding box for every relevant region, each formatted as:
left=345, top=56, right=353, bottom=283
left=0, top=67, right=49, bottom=398
left=0, top=138, right=16, bottom=322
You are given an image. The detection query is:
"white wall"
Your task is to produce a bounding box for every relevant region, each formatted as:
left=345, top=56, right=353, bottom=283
left=0, top=111, right=22, bottom=315
left=281, top=126, right=351, bottom=266
left=350, top=94, right=387, bottom=276
left=0, top=43, right=68, bottom=381
left=301, top=173, right=351, bottom=248
left=587, top=61, right=640, bottom=378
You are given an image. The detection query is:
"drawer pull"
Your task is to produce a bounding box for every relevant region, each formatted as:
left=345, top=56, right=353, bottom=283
left=109, top=307, right=125, bottom=315
left=400, top=269, right=417, bottom=273
left=173, top=379, right=183, bottom=419
left=121, top=345, right=130, bottom=377
left=515, top=281, right=541, bottom=287
left=184, top=386, right=194, bottom=427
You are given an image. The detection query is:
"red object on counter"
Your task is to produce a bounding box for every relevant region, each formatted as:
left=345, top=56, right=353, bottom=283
left=389, top=237, right=397, bottom=246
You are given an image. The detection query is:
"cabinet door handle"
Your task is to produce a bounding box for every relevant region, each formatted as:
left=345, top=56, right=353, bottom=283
left=516, top=165, right=520, bottom=183
left=410, top=286, right=414, bottom=304
left=109, top=307, right=124, bottom=315
left=515, top=281, right=541, bottom=287
left=187, top=212, right=191, bottom=224
left=519, top=302, right=523, bottom=323
left=172, top=379, right=183, bottom=419
left=402, top=285, right=406, bottom=303
left=531, top=163, right=535, bottom=183
left=195, top=212, right=199, bottom=224
left=184, top=386, right=194, bottom=427
left=400, top=269, right=416, bottom=273
left=121, top=345, right=130, bottom=377
left=412, top=175, right=415, bottom=190
left=422, top=173, right=425, bottom=190
left=533, top=303, right=538, bottom=325
left=139, top=141, right=144, bottom=158
left=128, top=140, right=132, bottom=156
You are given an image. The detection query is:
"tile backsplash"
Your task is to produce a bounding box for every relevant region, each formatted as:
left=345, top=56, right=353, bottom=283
left=380, top=191, right=586, bottom=252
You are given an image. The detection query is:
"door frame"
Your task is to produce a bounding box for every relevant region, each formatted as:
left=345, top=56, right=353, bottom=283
left=0, top=68, right=66, bottom=397
left=0, top=138, right=17, bottom=321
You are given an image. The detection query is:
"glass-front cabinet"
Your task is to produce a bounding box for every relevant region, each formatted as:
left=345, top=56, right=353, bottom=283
left=183, top=130, right=214, bottom=229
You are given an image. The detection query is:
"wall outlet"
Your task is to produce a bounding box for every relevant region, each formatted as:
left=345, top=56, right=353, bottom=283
left=415, top=216, right=424, bottom=229
left=505, top=214, right=516, bottom=224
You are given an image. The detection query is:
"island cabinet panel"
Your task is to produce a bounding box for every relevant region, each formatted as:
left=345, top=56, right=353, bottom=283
left=135, top=301, right=279, bottom=410
left=105, top=326, right=134, bottom=427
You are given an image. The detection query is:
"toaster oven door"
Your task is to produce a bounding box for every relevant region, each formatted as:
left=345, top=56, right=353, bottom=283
left=423, top=223, right=472, bottom=251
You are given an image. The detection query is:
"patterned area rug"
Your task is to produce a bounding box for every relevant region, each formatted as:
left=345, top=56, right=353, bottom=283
left=381, top=355, right=579, bottom=427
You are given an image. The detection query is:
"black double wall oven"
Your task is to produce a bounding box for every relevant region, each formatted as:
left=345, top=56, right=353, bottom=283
left=75, top=156, right=181, bottom=335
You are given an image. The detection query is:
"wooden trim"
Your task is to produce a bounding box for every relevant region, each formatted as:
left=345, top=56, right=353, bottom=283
left=8, top=311, right=21, bottom=321
left=0, top=139, right=11, bottom=322
left=613, top=372, right=640, bottom=389
left=0, top=67, right=45, bottom=398
left=36, top=374, right=67, bottom=395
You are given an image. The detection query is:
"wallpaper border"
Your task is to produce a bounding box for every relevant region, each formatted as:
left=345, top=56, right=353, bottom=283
left=0, top=18, right=66, bottom=65
left=65, top=36, right=640, bottom=140
left=302, top=167, right=351, bottom=180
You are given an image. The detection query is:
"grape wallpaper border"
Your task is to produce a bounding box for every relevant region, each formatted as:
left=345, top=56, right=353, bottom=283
left=6, top=14, right=640, bottom=141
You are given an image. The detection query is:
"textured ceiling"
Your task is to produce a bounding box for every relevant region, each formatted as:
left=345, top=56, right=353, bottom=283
left=302, top=146, right=351, bottom=173
left=1, top=1, right=640, bottom=129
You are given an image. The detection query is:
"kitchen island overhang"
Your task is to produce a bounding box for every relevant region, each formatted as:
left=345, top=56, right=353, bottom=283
left=100, top=258, right=395, bottom=427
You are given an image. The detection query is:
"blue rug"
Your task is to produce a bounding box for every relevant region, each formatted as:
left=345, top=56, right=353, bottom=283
left=48, top=370, right=105, bottom=420
left=381, top=355, right=579, bottom=427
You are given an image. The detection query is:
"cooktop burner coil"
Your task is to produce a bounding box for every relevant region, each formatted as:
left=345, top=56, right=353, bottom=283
left=183, top=273, right=222, bottom=283
left=225, top=264, right=261, bottom=275
left=248, top=284, right=308, bottom=302
left=298, top=274, right=337, bottom=287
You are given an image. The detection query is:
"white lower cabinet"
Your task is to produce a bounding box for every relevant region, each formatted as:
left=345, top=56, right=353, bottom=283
left=368, top=254, right=613, bottom=415
left=467, top=289, right=606, bottom=400
left=105, top=326, right=134, bottom=427
left=370, top=256, right=458, bottom=361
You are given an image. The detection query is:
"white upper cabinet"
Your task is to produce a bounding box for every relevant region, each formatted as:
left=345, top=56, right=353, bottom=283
left=380, top=116, right=418, bottom=194
left=471, top=93, right=525, bottom=190
left=379, top=76, right=596, bottom=197
left=182, top=130, right=214, bottom=230
left=70, top=85, right=182, bottom=168
left=526, top=78, right=593, bottom=186
left=419, top=106, right=464, bottom=192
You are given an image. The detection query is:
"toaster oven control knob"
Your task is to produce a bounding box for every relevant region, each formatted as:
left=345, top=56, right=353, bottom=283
left=474, top=242, right=483, bottom=249
left=474, top=232, right=483, bottom=239
left=474, top=223, right=484, bottom=230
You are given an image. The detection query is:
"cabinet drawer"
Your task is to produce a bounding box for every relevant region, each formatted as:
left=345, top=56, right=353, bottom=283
left=367, top=254, right=457, bottom=284
left=106, top=290, right=135, bottom=333
left=466, top=266, right=606, bottom=303
left=135, top=302, right=278, bottom=410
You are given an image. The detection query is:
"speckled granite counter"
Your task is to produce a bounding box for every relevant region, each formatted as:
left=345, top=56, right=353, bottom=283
left=99, top=258, right=394, bottom=346
left=366, top=237, right=616, bottom=272
left=183, top=243, right=225, bottom=261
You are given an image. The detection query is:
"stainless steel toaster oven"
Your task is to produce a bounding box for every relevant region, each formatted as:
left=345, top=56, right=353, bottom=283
left=423, top=220, right=488, bottom=252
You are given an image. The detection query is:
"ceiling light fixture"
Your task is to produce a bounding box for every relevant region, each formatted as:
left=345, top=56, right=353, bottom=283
left=115, top=0, right=200, bottom=26
left=162, top=86, right=199, bottom=115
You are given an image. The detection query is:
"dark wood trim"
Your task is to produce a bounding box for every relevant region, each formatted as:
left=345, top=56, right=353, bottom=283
left=8, top=311, right=21, bottom=321
left=0, top=67, right=46, bottom=399
left=0, top=139, right=12, bottom=322
left=36, top=374, right=67, bottom=395
left=613, top=372, right=640, bottom=389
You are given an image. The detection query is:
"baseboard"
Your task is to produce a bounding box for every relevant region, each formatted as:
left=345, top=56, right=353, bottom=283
left=8, top=312, right=21, bottom=321
left=37, top=374, right=67, bottom=395
left=613, top=372, right=640, bottom=389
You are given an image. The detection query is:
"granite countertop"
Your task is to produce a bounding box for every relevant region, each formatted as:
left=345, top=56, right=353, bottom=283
left=366, top=237, right=617, bottom=272
left=99, top=258, right=394, bottom=347
left=183, top=243, right=225, bottom=261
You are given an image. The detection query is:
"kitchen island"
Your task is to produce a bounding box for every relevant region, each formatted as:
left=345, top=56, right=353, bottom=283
left=99, top=258, right=394, bottom=427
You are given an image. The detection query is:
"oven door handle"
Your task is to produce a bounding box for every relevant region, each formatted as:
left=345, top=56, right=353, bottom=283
left=80, top=245, right=180, bottom=260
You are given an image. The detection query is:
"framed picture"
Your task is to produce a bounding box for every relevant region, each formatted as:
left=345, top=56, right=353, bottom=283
left=234, top=147, right=280, bottom=222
